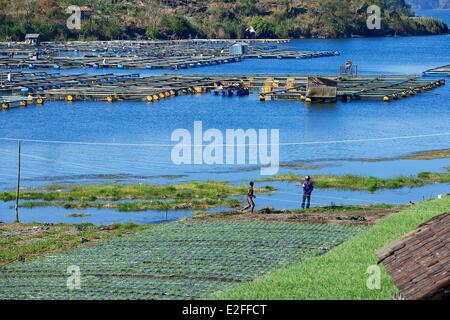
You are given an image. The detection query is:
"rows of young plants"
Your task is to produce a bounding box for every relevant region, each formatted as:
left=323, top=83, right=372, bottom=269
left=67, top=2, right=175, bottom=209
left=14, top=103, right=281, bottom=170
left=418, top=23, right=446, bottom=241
left=0, top=221, right=362, bottom=300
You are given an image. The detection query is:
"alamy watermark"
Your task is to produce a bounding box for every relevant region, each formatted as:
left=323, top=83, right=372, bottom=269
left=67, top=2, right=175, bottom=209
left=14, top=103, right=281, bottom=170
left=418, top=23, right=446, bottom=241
left=66, top=5, right=82, bottom=30
left=67, top=265, right=81, bottom=290
left=366, top=265, right=381, bottom=290
left=171, top=121, right=280, bottom=175
left=367, top=5, right=382, bottom=30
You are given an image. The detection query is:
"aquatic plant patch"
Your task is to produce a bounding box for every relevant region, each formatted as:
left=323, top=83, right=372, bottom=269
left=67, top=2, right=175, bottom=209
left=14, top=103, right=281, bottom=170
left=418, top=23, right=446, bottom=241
left=20, top=198, right=242, bottom=211
left=258, top=171, right=450, bottom=192
left=0, top=181, right=275, bottom=212
left=0, top=221, right=361, bottom=300
left=1, top=181, right=274, bottom=201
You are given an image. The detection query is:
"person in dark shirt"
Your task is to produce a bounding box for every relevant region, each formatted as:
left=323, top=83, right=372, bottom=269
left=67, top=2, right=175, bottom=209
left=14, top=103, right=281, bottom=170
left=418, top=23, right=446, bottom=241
left=242, top=181, right=256, bottom=213
left=301, top=176, right=314, bottom=209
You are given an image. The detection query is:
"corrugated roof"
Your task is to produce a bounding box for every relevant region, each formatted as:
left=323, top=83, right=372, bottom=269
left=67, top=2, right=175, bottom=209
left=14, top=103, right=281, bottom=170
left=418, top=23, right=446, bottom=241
left=377, top=212, right=450, bottom=300
left=25, top=34, right=40, bottom=39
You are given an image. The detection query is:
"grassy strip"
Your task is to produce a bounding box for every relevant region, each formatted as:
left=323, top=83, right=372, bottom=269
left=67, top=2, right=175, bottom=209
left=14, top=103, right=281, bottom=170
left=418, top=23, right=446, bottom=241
left=0, top=222, right=150, bottom=266
left=21, top=198, right=242, bottom=212
left=257, top=171, right=450, bottom=192
left=399, top=149, right=450, bottom=160
left=360, top=149, right=450, bottom=162
left=1, top=181, right=274, bottom=202
left=212, top=196, right=450, bottom=299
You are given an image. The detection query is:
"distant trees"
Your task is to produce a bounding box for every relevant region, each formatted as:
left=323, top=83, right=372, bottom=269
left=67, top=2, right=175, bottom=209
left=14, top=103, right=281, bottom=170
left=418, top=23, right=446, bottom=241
left=249, top=16, right=275, bottom=38
left=0, top=0, right=447, bottom=41
left=146, top=14, right=200, bottom=39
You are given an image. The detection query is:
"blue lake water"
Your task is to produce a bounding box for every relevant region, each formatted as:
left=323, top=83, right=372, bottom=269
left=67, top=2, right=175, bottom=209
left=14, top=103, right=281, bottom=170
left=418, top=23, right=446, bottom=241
left=1, top=24, right=450, bottom=224
left=418, top=9, right=450, bottom=25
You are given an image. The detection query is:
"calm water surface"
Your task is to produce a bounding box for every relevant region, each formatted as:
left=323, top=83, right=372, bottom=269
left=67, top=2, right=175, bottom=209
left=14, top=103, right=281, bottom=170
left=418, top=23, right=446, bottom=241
left=1, top=23, right=449, bottom=223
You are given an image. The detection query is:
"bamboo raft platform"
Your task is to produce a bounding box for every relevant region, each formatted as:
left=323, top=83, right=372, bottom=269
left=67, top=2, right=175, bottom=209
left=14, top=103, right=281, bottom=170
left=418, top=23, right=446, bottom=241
left=258, top=75, right=445, bottom=102
left=0, top=72, right=444, bottom=105
left=0, top=40, right=339, bottom=70
left=245, top=46, right=339, bottom=59
left=0, top=55, right=242, bottom=70
left=1, top=95, right=42, bottom=110
left=423, top=65, right=450, bottom=77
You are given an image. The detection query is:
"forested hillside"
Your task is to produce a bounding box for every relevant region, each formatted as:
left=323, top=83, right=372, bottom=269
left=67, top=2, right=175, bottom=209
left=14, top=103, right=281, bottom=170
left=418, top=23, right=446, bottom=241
left=0, top=0, right=448, bottom=41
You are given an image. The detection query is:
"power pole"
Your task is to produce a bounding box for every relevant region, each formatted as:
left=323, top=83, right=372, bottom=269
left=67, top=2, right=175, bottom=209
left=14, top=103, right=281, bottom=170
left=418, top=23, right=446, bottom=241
left=15, top=140, right=21, bottom=223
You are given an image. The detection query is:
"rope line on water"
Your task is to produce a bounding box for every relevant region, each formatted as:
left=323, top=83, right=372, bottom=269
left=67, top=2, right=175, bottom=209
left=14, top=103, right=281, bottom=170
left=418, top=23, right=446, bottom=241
left=0, top=147, right=180, bottom=172
left=0, top=131, right=449, bottom=148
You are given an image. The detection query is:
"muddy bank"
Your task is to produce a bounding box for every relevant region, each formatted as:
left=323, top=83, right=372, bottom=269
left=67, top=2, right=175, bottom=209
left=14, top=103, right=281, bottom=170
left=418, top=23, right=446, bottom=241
left=191, top=206, right=403, bottom=226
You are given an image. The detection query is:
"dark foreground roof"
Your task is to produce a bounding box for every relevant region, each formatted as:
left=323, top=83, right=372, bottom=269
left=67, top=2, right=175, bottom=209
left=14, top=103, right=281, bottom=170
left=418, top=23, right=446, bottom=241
left=377, top=212, right=450, bottom=300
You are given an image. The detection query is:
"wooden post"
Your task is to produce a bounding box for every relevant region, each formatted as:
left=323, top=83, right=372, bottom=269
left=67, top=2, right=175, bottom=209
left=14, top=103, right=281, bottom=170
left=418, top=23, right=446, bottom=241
left=15, top=140, right=21, bottom=223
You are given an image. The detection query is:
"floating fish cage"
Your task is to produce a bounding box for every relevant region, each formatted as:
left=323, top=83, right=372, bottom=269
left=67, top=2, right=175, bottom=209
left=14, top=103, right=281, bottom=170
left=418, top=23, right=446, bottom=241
left=0, top=40, right=340, bottom=70
left=423, top=65, right=450, bottom=77
left=0, top=72, right=444, bottom=105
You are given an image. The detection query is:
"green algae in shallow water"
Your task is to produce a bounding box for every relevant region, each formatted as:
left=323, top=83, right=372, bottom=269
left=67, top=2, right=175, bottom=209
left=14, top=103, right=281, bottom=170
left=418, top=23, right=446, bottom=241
left=0, top=221, right=362, bottom=300
left=0, top=181, right=250, bottom=201
left=1, top=181, right=275, bottom=212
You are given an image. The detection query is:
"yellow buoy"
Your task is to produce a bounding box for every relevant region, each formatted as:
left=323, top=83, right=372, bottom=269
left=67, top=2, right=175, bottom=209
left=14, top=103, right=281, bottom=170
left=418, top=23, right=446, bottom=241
left=285, top=77, right=295, bottom=90
left=409, top=90, right=415, bottom=95
left=169, top=90, right=176, bottom=96
left=27, top=94, right=34, bottom=102
left=401, top=92, right=407, bottom=97
left=259, top=94, right=266, bottom=101
left=383, top=96, right=390, bottom=102
left=159, top=92, right=165, bottom=99
left=300, top=95, right=306, bottom=101
left=20, top=100, right=27, bottom=107
left=1, top=103, right=9, bottom=110
left=146, top=95, right=153, bottom=102
left=67, top=95, right=73, bottom=102
left=194, top=86, right=203, bottom=94
left=153, top=95, right=159, bottom=101
left=106, top=96, right=114, bottom=103
left=36, top=97, right=44, bottom=105
left=305, top=97, right=312, bottom=103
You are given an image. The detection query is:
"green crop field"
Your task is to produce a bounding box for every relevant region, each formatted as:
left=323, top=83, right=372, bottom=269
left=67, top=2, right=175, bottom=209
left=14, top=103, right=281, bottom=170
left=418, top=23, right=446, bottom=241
left=0, top=221, right=361, bottom=300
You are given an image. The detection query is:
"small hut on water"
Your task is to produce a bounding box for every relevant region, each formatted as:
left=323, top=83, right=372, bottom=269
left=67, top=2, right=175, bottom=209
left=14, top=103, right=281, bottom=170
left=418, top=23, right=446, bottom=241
left=229, top=42, right=249, bottom=56
left=25, top=34, right=41, bottom=46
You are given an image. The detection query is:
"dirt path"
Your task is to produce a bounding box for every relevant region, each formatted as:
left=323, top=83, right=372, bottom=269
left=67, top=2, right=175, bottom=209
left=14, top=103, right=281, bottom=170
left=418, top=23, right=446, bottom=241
left=191, top=207, right=402, bottom=226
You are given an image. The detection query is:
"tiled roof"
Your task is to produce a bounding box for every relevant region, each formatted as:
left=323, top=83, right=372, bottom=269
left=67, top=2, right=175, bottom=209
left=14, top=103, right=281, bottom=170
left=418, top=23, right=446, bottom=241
left=377, top=212, right=450, bottom=300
